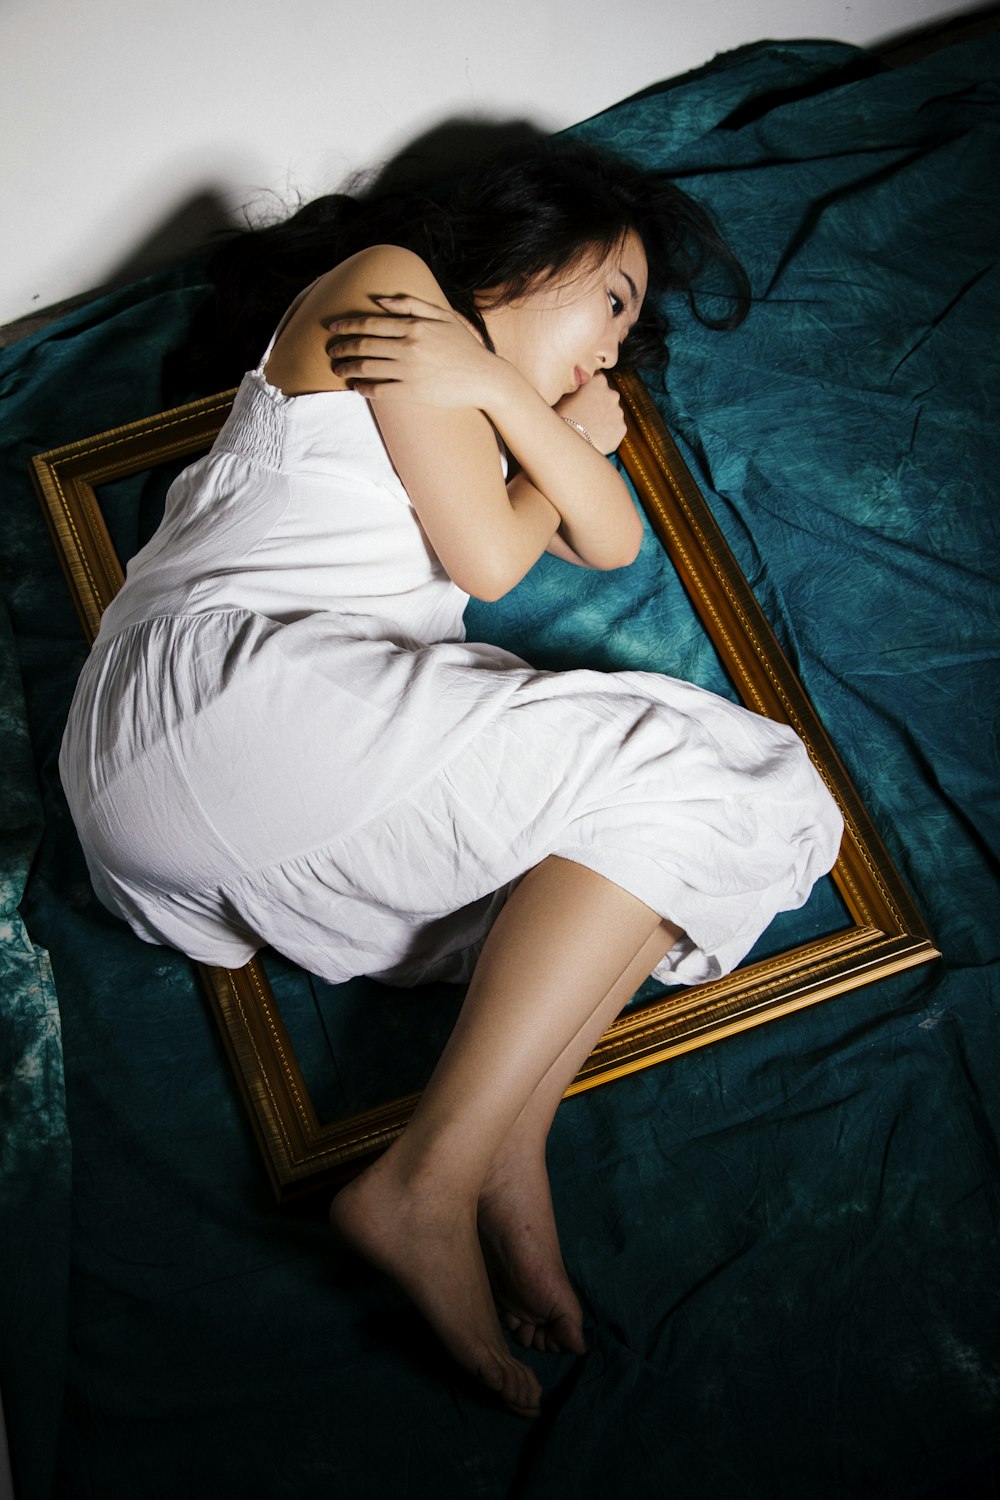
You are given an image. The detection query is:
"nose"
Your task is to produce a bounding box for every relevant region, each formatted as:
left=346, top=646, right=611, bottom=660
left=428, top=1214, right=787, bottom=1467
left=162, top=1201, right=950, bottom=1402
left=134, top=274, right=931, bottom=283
left=597, top=338, right=620, bottom=372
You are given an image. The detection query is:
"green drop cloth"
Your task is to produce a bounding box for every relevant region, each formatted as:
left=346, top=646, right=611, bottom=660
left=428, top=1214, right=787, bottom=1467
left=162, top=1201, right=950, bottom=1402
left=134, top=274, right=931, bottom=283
left=1, top=36, right=997, bottom=1500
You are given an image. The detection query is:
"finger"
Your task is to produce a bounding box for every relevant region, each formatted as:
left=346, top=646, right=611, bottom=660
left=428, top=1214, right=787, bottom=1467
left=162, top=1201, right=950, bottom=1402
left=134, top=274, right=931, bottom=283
left=337, top=375, right=404, bottom=396
left=326, top=337, right=405, bottom=368
left=331, top=354, right=404, bottom=379
left=341, top=379, right=428, bottom=402
left=325, top=315, right=410, bottom=338
left=326, top=333, right=405, bottom=357
left=371, top=294, right=451, bottom=319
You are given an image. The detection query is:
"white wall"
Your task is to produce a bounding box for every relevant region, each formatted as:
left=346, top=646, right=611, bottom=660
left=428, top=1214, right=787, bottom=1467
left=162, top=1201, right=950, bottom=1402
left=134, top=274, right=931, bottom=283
left=1, top=0, right=978, bottom=327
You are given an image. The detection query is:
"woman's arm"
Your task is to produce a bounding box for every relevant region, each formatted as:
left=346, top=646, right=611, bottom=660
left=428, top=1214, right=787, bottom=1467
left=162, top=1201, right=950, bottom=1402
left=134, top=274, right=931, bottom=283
left=330, top=287, right=643, bottom=579
left=507, top=380, right=632, bottom=567
left=264, top=246, right=641, bottom=600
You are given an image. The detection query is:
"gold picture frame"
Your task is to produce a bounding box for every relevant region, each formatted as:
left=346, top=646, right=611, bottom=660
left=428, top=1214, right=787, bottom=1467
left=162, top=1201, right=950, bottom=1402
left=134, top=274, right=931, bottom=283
left=31, top=375, right=939, bottom=1201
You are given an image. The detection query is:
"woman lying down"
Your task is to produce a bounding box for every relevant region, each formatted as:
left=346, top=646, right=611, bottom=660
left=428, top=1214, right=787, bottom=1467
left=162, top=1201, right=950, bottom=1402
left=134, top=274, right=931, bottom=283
left=60, top=138, right=843, bottom=1416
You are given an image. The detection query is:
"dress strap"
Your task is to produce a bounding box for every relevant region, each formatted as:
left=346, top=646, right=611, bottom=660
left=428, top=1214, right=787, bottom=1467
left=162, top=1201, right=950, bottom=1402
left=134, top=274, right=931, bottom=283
left=253, top=328, right=281, bottom=376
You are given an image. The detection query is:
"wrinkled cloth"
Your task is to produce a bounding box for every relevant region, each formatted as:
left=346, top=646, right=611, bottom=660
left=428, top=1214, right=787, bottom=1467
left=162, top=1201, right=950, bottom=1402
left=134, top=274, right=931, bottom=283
left=2, top=32, right=998, bottom=1500
left=60, top=363, right=840, bottom=988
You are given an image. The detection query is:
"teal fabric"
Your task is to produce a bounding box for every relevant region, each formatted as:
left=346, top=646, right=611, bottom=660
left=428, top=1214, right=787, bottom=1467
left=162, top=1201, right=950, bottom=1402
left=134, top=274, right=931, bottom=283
left=1, top=38, right=998, bottom=1500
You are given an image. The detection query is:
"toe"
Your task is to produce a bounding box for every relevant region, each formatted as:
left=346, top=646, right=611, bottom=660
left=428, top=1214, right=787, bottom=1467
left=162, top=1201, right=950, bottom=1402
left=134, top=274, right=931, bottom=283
left=507, top=1362, right=542, bottom=1418
left=527, top=1314, right=586, bottom=1356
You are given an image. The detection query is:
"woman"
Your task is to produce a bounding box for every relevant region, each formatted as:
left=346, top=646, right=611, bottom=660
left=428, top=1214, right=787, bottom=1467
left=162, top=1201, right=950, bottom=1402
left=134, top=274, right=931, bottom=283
left=60, top=140, right=843, bottom=1417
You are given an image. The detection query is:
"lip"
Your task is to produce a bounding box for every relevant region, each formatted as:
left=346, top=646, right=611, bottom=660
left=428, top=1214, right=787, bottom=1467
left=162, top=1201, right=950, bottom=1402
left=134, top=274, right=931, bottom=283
left=574, top=366, right=590, bottom=390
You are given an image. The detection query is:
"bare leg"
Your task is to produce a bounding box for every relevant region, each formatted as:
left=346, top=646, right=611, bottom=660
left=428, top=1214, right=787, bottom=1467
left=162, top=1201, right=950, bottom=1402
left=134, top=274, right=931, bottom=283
left=479, top=923, right=680, bottom=1355
left=330, top=857, right=675, bottom=1416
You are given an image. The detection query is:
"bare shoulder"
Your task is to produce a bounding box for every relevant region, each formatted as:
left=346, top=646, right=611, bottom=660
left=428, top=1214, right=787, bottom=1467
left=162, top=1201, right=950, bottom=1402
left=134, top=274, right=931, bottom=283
left=320, top=244, right=447, bottom=306
left=263, top=245, right=449, bottom=394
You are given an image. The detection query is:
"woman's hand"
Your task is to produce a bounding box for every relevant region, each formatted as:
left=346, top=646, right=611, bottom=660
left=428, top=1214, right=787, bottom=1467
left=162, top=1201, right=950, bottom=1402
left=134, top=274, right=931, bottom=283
left=553, top=375, right=627, bottom=455
left=325, top=295, right=504, bottom=409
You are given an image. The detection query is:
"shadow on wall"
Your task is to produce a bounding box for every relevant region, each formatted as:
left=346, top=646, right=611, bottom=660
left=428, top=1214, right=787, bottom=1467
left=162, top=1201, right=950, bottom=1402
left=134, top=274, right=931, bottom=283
left=0, top=118, right=547, bottom=348
left=162, top=117, right=552, bottom=398
left=124, top=113, right=550, bottom=275
left=354, top=115, right=545, bottom=197
left=7, top=1, right=997, bottom=346
left=874, top=0, right=999, bottom=63
left=0, top=187, right=237, bottom=347
left=104, top=188, right=237, bottom=292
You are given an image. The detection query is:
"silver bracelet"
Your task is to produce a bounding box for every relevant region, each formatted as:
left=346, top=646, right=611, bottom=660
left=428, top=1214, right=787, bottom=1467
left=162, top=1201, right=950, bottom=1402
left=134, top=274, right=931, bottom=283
left=562, top=416, right=595, bottom=447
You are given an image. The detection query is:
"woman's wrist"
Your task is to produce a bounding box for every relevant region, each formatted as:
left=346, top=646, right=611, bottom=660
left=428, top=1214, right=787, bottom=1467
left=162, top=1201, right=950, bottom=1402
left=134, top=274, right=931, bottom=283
left=480, top=351, right=535, bottom=418
left=475, top=364, right=641, bottom=567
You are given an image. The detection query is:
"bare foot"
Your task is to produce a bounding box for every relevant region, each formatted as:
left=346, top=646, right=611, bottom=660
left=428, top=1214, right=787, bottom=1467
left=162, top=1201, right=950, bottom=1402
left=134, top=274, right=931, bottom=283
left=330, top=1152, right=543, bottom=1417
left=478, top=1154, right=586, bottom=1356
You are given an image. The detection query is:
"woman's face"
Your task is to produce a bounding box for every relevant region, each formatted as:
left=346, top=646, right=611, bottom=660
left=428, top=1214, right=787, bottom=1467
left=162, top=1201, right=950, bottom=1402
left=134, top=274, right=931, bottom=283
left=479, top=232, right=648, bottom=405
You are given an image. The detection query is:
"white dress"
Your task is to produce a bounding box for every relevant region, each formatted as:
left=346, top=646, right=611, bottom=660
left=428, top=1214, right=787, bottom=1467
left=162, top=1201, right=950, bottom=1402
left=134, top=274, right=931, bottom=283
left=59, top=352, right=843, bottom=989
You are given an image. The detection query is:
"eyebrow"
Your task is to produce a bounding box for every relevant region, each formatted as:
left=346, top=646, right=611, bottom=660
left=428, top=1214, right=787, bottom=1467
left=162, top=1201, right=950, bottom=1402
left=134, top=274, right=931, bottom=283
left=621, top=271, right=641, bottom=310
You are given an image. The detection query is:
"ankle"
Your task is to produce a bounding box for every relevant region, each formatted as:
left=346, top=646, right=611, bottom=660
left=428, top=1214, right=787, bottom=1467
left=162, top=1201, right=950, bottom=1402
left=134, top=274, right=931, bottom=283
left=374, top=1133, right=486, bottom=1219
left=482, top=1141, right=547, bottom=1190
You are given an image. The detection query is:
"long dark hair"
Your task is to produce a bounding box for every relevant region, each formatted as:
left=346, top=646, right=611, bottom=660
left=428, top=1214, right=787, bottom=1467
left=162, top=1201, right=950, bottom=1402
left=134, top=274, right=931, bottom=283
left=184, top=136, right=750, bottom=391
